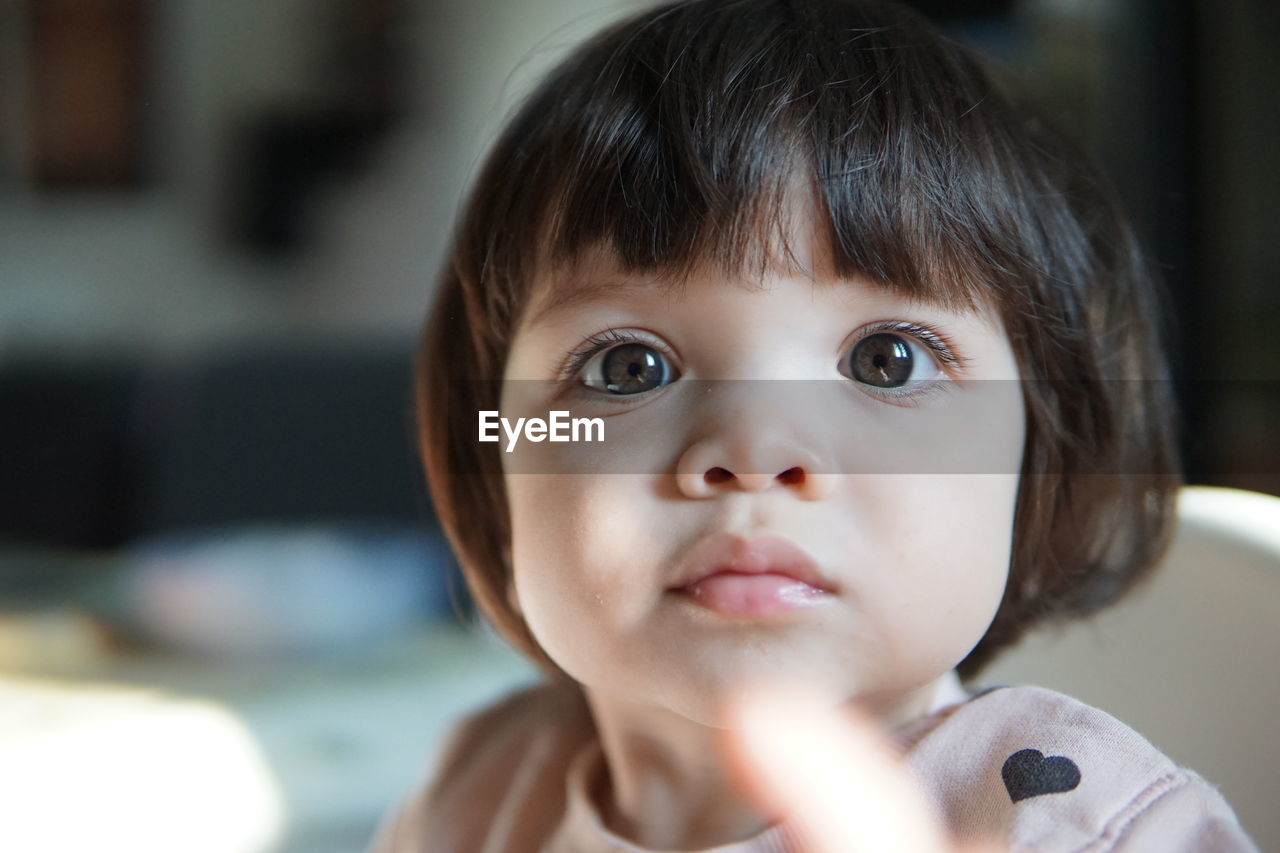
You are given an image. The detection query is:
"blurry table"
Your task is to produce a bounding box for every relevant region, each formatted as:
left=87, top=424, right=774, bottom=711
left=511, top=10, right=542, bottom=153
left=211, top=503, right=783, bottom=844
left=1, top=618, right=539, bottom=853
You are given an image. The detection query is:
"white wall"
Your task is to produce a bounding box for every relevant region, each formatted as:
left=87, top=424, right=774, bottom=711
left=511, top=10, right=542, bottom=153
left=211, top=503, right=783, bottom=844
left=0, top=0, right=646, bottom=357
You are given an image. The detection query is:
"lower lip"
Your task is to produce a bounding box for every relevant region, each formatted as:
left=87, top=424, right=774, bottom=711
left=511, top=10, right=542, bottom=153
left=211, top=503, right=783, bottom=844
left=673, top=572, right=831, bottom=618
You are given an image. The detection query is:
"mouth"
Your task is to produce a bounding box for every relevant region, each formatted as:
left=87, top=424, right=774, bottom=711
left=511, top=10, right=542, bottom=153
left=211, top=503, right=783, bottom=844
left=668, top=532, right=836, bottom=618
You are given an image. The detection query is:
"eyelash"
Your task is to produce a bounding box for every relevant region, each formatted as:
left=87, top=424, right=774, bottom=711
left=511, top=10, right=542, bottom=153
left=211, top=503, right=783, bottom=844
left=556, top=321, right=967, bottom=402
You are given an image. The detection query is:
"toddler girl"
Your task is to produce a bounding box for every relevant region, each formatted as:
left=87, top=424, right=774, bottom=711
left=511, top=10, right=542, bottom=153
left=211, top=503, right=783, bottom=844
left=372, top=0, right=1257, bottom=849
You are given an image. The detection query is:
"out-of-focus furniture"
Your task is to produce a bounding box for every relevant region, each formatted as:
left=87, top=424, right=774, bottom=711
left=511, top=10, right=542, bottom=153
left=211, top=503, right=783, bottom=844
left=985, top=485, right=1280, bottom=851
left=0, top=341, right=493, bottom=851
left=0, top=619, right=539, bottom=853
left=0, top=341, right=429, bottom=550
left=0, top=676, right=283, bottom=853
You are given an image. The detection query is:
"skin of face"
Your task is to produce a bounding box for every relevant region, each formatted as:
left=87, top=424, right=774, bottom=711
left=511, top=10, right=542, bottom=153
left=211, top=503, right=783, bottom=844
left=494, top=213, right=1027, bottom=846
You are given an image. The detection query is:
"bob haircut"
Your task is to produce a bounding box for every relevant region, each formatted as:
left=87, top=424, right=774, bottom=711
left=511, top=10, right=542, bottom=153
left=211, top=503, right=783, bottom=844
left=416, top=0, right=1183, bottom=680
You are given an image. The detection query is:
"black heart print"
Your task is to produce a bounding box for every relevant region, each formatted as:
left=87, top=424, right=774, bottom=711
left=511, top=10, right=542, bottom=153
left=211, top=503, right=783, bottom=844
left=1001, top=748, right=1081, bottom=802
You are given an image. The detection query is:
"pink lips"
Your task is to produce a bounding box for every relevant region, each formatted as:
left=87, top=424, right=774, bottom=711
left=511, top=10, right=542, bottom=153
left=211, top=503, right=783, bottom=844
left=669, top=533, right=835, bottom=618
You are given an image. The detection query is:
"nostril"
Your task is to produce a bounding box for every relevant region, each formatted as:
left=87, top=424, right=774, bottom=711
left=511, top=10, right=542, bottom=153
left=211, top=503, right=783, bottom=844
left=777, top=467, right=805, bottom=485
left=705, top=467, right=733, bottom=484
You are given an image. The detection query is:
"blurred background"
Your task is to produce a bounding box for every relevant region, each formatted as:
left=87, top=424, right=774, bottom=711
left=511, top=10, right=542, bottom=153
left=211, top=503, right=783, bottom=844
left=0, top=0, right=1276, bottom=850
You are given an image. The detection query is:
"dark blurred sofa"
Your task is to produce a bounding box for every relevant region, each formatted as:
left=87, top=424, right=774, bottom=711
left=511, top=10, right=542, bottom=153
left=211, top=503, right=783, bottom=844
left=0, top=338, right=435, bottom=548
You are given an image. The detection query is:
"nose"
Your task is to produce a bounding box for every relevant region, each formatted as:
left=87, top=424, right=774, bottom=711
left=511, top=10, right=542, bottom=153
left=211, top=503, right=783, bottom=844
left=674, top=410, right=836, bottom=501
left=675, top=457, right=836, bottom=500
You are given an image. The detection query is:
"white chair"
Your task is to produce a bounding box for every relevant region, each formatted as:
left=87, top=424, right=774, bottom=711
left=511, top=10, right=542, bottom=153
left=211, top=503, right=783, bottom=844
left=984, top=485, right=1280, bottom=850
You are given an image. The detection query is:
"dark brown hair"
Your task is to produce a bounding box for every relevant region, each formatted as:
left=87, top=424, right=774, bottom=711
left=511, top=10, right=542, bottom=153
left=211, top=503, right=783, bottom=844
left=416, top=0, right=1183, bottom=680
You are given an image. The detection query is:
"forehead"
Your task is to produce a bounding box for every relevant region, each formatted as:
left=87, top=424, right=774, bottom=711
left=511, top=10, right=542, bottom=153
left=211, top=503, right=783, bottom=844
left=520, top=246, right=1002, bottom=332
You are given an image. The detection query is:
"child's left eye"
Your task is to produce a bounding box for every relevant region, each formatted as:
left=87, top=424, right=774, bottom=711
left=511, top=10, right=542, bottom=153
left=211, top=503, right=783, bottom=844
left=838, top=321, right=960, bottom=400
left=843, top=333, right=938, bottom=387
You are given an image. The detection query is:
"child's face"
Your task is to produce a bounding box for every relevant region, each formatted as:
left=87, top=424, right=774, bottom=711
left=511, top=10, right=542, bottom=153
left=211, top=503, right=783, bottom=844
left=498, top=228, right=1026, bottom=726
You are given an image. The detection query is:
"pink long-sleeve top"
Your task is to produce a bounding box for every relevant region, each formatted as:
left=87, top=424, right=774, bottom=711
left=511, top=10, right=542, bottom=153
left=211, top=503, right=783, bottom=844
left=369, top=673, right=1257, bottom=852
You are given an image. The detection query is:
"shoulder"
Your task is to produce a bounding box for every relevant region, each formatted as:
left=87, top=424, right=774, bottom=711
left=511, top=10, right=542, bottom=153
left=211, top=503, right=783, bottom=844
left=428, top=677, right=593, bottom=785
left=368, top=679, right=594, bottom=853
left=907, top=684, right=1258, bottom=852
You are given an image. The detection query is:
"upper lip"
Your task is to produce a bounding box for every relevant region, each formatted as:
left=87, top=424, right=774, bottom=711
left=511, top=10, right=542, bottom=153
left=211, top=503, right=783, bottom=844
left=669, top=532, right=836, bottom=593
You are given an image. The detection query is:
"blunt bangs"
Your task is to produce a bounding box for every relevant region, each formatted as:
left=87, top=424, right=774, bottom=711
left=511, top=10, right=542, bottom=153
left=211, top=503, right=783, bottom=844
left=468, top=0, right=1085, bottom=326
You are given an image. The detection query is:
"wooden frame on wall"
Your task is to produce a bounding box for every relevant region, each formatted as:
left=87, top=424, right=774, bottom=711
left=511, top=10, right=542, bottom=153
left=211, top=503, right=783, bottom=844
left=27, top=0, right=150, bottom=188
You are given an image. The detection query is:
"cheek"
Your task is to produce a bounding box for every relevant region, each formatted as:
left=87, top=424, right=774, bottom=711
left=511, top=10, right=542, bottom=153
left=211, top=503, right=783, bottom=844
left=872, top=475, right=1017, bottom=649
left=505, top=475, right=663, bottom=663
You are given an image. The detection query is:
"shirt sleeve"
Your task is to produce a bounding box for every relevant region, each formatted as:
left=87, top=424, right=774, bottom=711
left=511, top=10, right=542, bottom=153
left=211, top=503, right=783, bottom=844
left=366, top=709, right=486, bottom=853
left=1106, top=772, right=1259, bottom=853
left=366, top=680, right=593, bottom=853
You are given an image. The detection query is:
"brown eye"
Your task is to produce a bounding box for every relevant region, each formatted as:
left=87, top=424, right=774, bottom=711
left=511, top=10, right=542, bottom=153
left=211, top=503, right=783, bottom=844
left=848, top=332, right=916, bottom=388
left=586, top=343, right=673, bottom=395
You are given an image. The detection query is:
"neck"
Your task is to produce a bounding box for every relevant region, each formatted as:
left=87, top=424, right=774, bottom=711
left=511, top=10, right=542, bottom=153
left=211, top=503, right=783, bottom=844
left=580, top=675, right=956, bottom=850
left=584, top=689, right=780, bottom=850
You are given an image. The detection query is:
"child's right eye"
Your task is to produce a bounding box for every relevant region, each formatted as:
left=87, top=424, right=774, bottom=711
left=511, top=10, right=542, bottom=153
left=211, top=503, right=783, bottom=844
left=566, top=331, right=681, bottom=395
left=583, top=343, right=675, bottom=394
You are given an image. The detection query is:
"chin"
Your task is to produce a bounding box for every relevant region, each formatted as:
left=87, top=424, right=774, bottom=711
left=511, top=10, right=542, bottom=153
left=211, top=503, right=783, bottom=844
left=651, top=665, right=860, bottom=728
